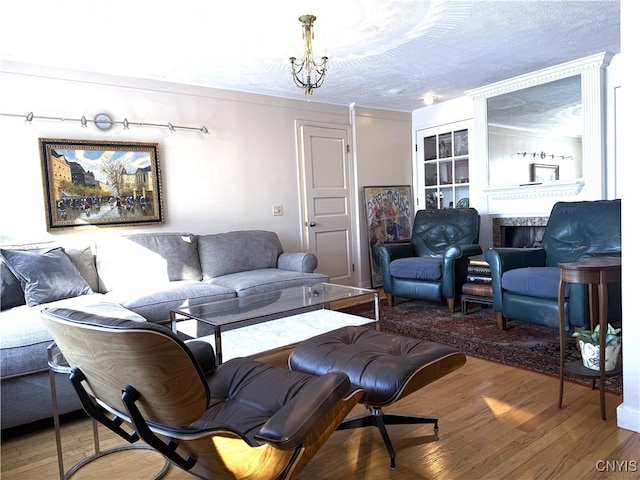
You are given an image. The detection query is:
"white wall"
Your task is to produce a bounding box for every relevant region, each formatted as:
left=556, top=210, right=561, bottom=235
left=352, top=106, right=413, bottom=287
left=412, top=96, right=474, bottom=131
left=0, top=61, right=411, bottom=286
left=617, top=0, right=640, bottom=433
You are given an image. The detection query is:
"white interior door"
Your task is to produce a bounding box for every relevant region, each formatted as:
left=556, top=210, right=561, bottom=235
left=299, top=124, right=355, bottom=286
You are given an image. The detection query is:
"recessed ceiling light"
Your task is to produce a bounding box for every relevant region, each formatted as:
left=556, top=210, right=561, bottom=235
left=422, top=94, right=438, bottom=106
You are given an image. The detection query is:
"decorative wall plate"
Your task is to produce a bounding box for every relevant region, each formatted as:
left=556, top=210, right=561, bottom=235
left=456, top=197, right=469, bottom=208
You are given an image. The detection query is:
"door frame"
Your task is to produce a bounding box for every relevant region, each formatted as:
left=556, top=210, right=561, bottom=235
left=294, top=119, right=362, bottom=287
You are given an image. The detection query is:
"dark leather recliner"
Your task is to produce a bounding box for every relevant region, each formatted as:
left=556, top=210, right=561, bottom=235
left=484, top=199, right=621, bottom=330
left=376, top=208, right=482, bottom=311
left=41, top=307, right=364, bottom=480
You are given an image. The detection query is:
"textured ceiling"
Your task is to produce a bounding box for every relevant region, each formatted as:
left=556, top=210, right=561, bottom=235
left=0, top=0, right=620, bottom=113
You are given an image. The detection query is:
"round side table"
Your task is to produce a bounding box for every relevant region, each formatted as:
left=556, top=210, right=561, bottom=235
left=557, top=257, right=621, bottom=421
left=48, top=343, right=170, bottom=479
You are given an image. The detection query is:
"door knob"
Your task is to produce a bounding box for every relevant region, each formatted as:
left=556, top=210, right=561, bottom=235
left=309, top=221, right=317, bottom=227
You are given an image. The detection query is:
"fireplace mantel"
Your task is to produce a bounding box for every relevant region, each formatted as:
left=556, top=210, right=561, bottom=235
left=483, top=179, right=585, bottom=201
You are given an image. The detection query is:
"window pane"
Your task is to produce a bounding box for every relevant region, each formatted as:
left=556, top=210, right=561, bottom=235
left=455, top=158, right=469, bottom=183
left=438, top=133, right=452, bottom=158
left=424, top=190, right=439, bottom=210
left=454, top=129, right=468, bottom=156
left=424, top=135, right=437, bottom=161
left=425, top=163, right=437, bottom=186
left=439, top=160, right=452, bottom=185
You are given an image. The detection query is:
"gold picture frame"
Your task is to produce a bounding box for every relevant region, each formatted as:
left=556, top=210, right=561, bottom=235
left=529, top=163, right=559, bottom=183
left=39, top=138, right=164, bottom=231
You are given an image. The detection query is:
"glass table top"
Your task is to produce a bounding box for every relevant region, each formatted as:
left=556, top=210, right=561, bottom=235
left=171, top=283, right=377, bottom=328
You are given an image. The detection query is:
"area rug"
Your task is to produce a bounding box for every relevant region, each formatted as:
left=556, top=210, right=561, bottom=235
left=340, top=298, right=623, bottom=394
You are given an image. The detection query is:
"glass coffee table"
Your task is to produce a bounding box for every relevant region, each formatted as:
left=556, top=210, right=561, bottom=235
left=170, top=283, right=378, bottom=363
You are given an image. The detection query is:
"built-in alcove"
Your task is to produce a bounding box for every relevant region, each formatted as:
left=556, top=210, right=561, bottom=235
left=492, top=216, right=548, bottom=247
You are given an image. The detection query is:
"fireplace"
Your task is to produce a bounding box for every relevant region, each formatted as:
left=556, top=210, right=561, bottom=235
left=492, top=217, right=548, bottom=247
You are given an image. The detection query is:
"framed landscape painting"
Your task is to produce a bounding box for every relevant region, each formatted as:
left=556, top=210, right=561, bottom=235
left=363, top=185, right=414, bottom=287
left=39, top=138, right=164, bottom=231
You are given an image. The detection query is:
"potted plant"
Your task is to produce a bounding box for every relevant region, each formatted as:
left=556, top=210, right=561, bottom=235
left=572, top=324, right=622, bottom=372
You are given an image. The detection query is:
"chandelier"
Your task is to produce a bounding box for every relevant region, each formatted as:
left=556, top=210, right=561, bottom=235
left=289, top=15, right=328, bottom=96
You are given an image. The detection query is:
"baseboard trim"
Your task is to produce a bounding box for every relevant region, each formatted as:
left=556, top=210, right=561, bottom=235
left=617, top=402, right=640, bottom=433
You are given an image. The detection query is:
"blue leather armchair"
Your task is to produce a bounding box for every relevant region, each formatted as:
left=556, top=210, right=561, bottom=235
left=484, top=199, right=621, bottom=330
left=376, top=208, right=482, bottom=312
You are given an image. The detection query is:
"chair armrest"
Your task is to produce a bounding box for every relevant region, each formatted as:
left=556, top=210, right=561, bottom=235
left=375, top=243, right=416, bottom=291
left=277, top=252, right=317, bottom=273
left=441, top=244, right=483, bottom=299
left=484, top=247, right=546, bottom=273
left=256, top=372, right=352, bottom=450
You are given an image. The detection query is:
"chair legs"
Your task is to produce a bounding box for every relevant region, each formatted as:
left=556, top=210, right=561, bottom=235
left=387, top=294, right=457, bottom=312
left=446, top=297, right=455, bottom=312
left=337, top=406, right=439, bottom=470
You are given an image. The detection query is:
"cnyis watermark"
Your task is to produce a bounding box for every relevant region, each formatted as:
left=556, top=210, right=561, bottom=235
left=595, top=460, right=638, bottom=472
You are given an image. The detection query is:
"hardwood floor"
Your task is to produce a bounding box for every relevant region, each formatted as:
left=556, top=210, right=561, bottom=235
left=2, top=355, right=638, bottom=480
left=2, top=292, right=637, bottom=479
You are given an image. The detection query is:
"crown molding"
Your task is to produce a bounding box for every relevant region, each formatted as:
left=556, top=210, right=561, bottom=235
left=465, top=52, right=613, bottom=99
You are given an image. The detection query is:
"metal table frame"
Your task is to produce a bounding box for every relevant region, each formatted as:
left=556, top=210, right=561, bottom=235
left=48, top=343, right=170, bottom=480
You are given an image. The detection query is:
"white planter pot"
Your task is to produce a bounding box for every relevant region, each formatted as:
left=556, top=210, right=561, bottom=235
left=578, top=340, right=621, bottom=372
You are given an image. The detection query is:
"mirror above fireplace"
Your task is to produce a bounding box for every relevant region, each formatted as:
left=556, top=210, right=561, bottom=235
left=467, top=52, right=613, bottom=216
left=486, top=75, right=582, bottom=187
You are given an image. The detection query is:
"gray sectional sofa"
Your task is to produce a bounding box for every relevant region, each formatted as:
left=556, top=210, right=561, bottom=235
left=0, top=230, right=328, bottom=430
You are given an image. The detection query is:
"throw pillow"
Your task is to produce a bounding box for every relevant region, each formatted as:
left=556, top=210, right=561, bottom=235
left=1, top=260, right=26, bottom=310
left=0, top=247, right=93, bottom=307
left=64, top=245, right=99, bottom=293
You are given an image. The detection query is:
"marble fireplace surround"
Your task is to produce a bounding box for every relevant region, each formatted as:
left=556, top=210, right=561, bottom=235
left=492, top=216, right=549, bottom=248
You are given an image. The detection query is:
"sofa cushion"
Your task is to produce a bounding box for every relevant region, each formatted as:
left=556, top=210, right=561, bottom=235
left=206, top=269, right=329, bottom=297
left=389, top=257, right=442, bottom=280
left=103, top=281, right=237, bottom=322
left=0, top=248, right=93, bottom=307
left=96, top=233, right=202, bottom=292
left=502, top=267, right=567, bottom=299
left=0, top=295, right=146, bottom=380
left=1, top=242, right=97, bottom=310
left=198, top=231, right=283, bottom=280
